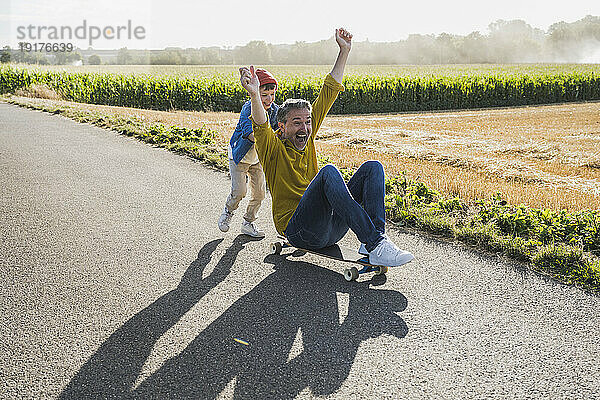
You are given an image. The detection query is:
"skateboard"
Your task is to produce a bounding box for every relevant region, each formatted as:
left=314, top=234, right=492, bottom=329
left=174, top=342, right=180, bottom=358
left=270, top=235, right=388, bottom=281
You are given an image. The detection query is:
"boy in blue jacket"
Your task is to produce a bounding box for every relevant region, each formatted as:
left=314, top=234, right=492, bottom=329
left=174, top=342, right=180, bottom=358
left=218, top=69, right=279, bottom=238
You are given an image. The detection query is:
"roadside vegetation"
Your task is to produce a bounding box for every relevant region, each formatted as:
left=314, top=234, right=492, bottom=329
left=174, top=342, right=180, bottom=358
left=383, top=175, right=600, bottom=290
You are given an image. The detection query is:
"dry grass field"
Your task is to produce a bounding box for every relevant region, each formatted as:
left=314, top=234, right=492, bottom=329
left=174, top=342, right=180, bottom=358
left=7, top=95, right=600, bottom=211
left=319, top=103, right=600, bottom=211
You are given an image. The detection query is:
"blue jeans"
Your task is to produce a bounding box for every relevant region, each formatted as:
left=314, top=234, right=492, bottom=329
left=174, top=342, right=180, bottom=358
left=284, top=161, right=386, bottom=252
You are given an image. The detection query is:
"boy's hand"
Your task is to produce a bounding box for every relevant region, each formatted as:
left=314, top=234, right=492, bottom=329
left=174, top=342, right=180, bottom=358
left=241, top=65, right=267, bottom=126
left=335, top=28, right=352, bottom=52
left=239, top=65, right=260, bottom=96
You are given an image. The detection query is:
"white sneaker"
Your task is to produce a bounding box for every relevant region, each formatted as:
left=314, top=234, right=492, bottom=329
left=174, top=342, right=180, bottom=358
left=359, top=233, right=388, bottom=255
left=241, top=221, right=265, bottom=238
left=368, top=239, right=414, bottom=267
left=358, top=243, right=368, bottom=255
left=218, top=207, right=233, bottom=232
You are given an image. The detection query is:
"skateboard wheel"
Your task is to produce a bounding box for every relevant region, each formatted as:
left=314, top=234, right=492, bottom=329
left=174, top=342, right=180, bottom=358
left=271, top=242, right=282, bottom=255
left=375, top=265, right=388, bottom=275
left=344, top=267, right=359, bottom=282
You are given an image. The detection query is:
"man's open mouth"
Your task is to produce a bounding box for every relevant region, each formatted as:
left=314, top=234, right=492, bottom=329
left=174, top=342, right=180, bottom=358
left=296, top=132, right=307, bottom=144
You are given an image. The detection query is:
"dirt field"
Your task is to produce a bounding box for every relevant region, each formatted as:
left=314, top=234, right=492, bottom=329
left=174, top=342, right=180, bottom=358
left=6, top=96, right=600, bottom=211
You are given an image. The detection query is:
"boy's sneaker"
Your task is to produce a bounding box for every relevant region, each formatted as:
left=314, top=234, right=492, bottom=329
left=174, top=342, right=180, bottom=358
left=241, top=221, right=265, bottom=238
left=358, top=243, right=368, bottom=256
left=368, top=238, right=414, bottom=267
left=218, top=207, right=233, bottom=232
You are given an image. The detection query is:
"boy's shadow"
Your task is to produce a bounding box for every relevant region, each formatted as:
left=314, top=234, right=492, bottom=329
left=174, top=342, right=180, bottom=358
left=61, top=239, right=408, bottom=399
left=60, top=235, right=254, bottom=398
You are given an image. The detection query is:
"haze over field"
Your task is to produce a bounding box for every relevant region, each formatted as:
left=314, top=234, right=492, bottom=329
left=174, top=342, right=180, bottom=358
left=2, top=16, right=600, bottom=65
left=1, top=0, right=600, bottom=64
left=1, top=0, right=599, bottom=47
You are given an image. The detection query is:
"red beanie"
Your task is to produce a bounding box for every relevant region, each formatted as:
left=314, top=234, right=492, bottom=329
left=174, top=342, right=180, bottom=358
left=255, top=68, right=277, bottom=90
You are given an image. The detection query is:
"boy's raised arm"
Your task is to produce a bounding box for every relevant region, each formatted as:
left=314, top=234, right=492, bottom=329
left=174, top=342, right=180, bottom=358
left=239, top=66, right=267, bottom=131
left=239, top=65, right=278, bottom=163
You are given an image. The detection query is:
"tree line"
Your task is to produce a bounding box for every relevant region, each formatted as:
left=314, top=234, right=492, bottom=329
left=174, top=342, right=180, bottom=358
left=2, top=16, right=599, bottom=65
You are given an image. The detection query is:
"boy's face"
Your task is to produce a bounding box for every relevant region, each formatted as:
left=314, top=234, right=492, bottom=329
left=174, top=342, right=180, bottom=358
left=259, top=87, right=276, bottom=110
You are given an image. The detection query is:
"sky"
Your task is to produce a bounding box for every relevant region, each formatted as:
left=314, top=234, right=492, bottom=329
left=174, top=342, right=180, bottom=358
left=1, top=0, right=599, bottom=49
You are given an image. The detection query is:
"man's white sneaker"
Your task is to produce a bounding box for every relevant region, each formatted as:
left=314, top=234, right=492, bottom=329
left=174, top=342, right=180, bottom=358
left=358, top=243, right=368, bottom=256
left=218, top=207, right=233, bottom=232
left=368, top=239, right=414, bottom=267
left=241, top=221, right=265, bottom=238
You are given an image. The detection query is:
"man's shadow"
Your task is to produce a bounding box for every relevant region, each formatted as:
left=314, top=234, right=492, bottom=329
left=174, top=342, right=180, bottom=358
left=61, top=240, right=408, bottom=399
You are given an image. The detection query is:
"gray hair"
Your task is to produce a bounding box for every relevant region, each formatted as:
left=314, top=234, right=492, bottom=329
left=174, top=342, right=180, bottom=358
left=276, top=99, right=312, bottom=124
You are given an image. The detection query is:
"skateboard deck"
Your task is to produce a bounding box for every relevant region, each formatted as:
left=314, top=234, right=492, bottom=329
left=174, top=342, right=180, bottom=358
left=270, top=236, right=388, bottom=281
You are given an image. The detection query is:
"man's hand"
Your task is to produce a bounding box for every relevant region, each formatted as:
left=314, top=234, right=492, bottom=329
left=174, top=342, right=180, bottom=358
left=239, top=65, right=260, bottom=96
left=335, top=28, right=352, bottom=53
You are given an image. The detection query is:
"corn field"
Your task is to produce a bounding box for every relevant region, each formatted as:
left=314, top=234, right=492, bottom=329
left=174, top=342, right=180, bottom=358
left=1, top=64, right=599, bottom=113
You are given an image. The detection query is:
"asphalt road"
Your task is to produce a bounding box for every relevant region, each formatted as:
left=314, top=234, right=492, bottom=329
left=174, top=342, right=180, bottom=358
left=1, top=102, right=599, bottom=399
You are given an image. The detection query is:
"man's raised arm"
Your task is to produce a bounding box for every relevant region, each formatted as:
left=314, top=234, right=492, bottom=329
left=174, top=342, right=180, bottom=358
left=329, top=28, right=352, bottom=84
left=309, top=28, right=353, bottom=136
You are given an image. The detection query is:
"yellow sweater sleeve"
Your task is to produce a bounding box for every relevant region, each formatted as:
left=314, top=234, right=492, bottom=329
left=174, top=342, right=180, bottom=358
left=249, top=112, right=279, bottom=167
left=311, top=74, right=345, bottom=136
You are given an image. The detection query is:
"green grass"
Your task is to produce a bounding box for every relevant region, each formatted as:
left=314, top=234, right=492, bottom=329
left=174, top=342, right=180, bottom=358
left=2, top=96, right=228, bottom=170
left=6, top=63, right=600, bottom=79
left=2, top=63, right=600, bottom=114
left=382, top=175, right=600, bottom=290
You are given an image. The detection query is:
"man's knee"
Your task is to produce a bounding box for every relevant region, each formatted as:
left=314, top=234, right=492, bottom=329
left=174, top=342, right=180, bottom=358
left=320, top=164, right=343, bottom=180
left=361, top=160, right=384, bottom=174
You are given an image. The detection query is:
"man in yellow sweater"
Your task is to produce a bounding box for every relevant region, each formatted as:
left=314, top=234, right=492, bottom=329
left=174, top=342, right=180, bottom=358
left=239, top=28, right=414, bottom=267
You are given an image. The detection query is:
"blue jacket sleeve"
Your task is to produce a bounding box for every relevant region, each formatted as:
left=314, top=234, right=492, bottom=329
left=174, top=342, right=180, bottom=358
left=230, top=101, right=255, bottom=164
left=269, top=103, right=280, bottom=132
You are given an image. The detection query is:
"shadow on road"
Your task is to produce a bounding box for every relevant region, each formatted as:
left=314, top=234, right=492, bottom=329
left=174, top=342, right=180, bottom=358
left=61, top=240, right=408, bottom=399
